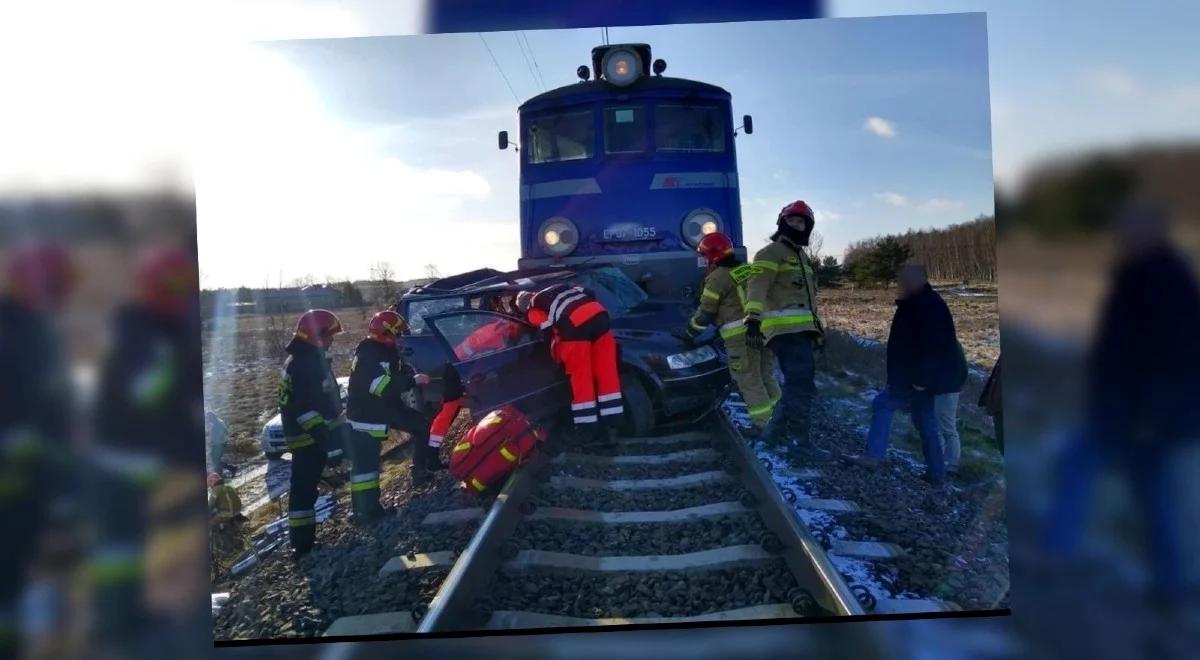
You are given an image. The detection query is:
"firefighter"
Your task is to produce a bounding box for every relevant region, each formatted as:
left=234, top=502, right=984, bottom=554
left=744, top=200, right=827, bottom=459
left=346, top=310, right=434, bottom=515
left=517, top=283, right=622, bottom=441
left=680, top=232, right=781, bottom=433
left=277, top=309, right=344, bottom=556
left=0, top=243, right=75, bottom=658
left=89, top=245, right=204, bottom=644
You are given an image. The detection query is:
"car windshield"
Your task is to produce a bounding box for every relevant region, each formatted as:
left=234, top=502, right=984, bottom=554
left=527, top=110, right=594, bottom=164
left=573, top=267, right=648, bottom=317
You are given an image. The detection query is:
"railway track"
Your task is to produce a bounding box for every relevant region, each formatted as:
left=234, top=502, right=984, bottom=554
left=321, top=412, right=873, bottom=637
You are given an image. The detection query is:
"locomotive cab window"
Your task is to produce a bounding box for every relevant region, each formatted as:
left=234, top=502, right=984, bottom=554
left=527, top=111, right=594, bottom=164
left=655, top=105, right=726, bottom=153
left=604, top=106, right=646, bottom=155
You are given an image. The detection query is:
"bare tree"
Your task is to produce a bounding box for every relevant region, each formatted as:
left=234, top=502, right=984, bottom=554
left=423, top=263, right=442, bottom=280
left=289, top=274, right=316, bottom=288
left=370, top=261, right=398, bottom=306
left=262, top=272, right=291, bottom=357
left=804, top=231, right=825, bottom=264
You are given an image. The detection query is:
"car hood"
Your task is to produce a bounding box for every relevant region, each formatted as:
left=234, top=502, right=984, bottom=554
left=610, top=300, right=691, bottom=345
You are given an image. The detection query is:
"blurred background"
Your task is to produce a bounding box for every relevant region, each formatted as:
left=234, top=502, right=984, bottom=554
left=1, top=0, right=1198, bottom=658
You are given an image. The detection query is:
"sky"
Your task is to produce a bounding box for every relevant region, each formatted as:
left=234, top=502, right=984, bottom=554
left=1, top=1, right=1198, bottom=289
left=195, top=14, right=994, bottom=288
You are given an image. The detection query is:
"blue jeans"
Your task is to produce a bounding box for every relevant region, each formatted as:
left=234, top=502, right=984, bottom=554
left=865, top=387, right=945, bottom=480
left=1043, top=427, right=1182, bottom=599
left=768, top=333, right=816, bottom=439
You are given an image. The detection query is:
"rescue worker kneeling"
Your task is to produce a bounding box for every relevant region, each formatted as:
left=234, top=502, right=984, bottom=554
left=278, top=309, right=344, bottom=557
left=346, top=310, right=435, bottom=517
left=517, top=285, right=623, bottom=441
left=681, top=232, right=781, bottom=433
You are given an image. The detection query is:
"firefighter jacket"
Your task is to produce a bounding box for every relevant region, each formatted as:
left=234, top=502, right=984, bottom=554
left=529, top=284, right=610, bottom=341
left=745, top=237, right=824, bottom=341
left=0, top=299, right=71, bottom=460
left=94, top=304, right=203, bottom=468
left=346, top=338, right=417, bottom=439
left=278, top=338, right=342, bottom=451
left=688, top=263, right=757, bottom=341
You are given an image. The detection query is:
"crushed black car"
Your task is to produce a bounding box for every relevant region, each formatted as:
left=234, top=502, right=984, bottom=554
left=396, top=265, right=729, bottom=435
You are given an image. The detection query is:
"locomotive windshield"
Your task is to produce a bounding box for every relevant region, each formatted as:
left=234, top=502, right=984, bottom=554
left=604, top=107, right=646, bottom=154
left=527, top=111, right=593, bottom=164
left=655, top=105, right=726, bottom=153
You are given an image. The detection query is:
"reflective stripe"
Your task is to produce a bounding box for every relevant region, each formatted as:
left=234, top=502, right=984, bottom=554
left=289, top=516, right=316, bottom=527
left=298, top=411, right=324, bottom=429
left=571, top=401, right=597, bottom=411
left=743, top=300, right=764, bottom=313
left=452, top=442, right=472, bottom=453
left=701, top=288, right=720, bottom=301
left=761, top=309, right=815, bottom=329
left=349, top=420, right=388, bottom=433
left=351, top=472, right=380, bottom=484
left=289, top=508, right=315, bottom=526
left=599, top=406, right=624, bottom=416
left=369, top=373, right=392, bottom=396
left=499, top=447, right=517, bottom=462
left=719, top=319, right=745, bottom=339
left=429, top=434, right=444, bottom=448
left=351, top=479, right=380, bottom=492
left=289, top=509, right=315, bottom=518
left=547, top=288, right=587, bottom=328
left=470, top=478, right=487, bottom=491
left=574, top=414, right=598, bottom=424
left=327, top=448, right=343, bottom=459
left=597, top=392, right=622, bottom=403
left=754, top=260, right=780, bottom=272
left=689, top=318, right=706, bottom=332
left=747, top=402, right=774, bottom=420
left=286, top=434, right=315, bottom=449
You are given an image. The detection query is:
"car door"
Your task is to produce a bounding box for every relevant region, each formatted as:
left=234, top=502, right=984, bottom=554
left=425, top=310, right=569, bottom=423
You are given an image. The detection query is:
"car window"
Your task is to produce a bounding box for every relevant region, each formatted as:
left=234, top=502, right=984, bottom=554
left=405, top=298, right=467, bottom=335
left=527, top=110, right=594, bottom=164
left=432, top=313, right=539, bottom=361
left=655, top=105, right=726, bottom=153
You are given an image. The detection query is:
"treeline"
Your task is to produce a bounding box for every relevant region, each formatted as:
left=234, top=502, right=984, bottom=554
left=843, top=215, right=996, bottom=286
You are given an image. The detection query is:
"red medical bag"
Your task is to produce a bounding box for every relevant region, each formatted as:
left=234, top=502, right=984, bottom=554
left=448, top=405, right=543, bottom=494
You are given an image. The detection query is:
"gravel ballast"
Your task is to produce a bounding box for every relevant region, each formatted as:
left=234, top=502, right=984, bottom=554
left=534, top=482, right=739, bottom=512
left=513, top=515, right=769, bottom=556
left=487, top=562, right=802, bottom=619
left=551, top=457, right=725, bottom=481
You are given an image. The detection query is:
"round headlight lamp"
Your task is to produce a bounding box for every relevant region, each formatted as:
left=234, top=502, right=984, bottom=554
left=538, top=216, right=579, bottom=257
left=602, top=47, right=642, bottom=87
left=681, top=209, right=723, bottom=247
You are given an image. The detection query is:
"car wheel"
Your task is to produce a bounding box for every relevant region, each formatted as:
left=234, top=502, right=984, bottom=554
left=618, top=373, right=654, bottom=438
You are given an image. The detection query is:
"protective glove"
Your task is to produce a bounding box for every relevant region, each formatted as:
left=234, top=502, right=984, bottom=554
left=670, top=328, right=696, bottom=348
left=744, top=317, right=765, bottom=351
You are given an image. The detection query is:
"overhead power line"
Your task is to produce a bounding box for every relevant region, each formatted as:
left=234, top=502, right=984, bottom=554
left=513, top=31, right=542, bottom=93
left=520, top=31, right=547, bottom=91
left=478, top=32, right=520, bottom=103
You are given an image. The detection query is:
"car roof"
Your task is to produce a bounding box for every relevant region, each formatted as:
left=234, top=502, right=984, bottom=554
left=403, top=266, right=582, bottom=300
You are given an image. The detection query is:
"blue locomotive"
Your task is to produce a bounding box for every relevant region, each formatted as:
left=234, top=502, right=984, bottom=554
left=500, top=43, right=752, bottom=301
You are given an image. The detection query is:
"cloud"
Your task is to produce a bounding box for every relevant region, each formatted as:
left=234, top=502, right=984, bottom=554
left=1087, top=67, right=1141, bottom=97
left=875, top=192, right=910, bottom=207
left=815, top=209, right=842, bottom=223
left=863, top=116, right=897, bottom=138
left=919, top=198, right=965, bottom=211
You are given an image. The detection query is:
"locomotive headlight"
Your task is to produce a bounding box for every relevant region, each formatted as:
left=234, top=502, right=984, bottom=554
left=538, top=216, right=579, bottom=257
left=681, top=209, right=723, bottom=247
left=602, top=47, right=642, bottom=87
